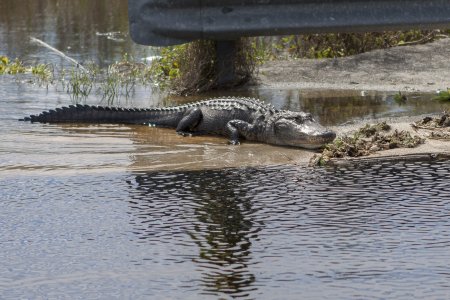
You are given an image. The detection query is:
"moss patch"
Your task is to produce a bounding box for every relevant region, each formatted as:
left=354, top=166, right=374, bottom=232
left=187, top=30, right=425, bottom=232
left=413, top=112, right=450, bottom=129
left=412, top=112, right=450, bottom=140
left=310, top=122, right=425, bottom=166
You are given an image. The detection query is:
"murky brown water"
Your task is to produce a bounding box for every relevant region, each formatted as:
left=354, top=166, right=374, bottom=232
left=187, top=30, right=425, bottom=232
left=0, top=0, right=151, bottom=67
left=1, top=1, right=450, bottom=299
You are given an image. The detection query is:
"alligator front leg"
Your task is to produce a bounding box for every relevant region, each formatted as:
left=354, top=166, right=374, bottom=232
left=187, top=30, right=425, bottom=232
left=226, top=120, right=255, bottom=145
left=176, top=107, right=203, bottom=136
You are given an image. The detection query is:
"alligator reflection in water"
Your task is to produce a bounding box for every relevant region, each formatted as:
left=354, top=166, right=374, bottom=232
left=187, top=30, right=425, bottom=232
left=127, top=169, right=263, bottom=296
left=124, top=161, right=450, bottom=298
left=187, top=169, right=260, bottom=296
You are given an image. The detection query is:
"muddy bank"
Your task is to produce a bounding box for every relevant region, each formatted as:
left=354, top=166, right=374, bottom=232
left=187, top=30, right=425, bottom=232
left=256, top=37, right=450, bottom=166
left=131, top=115, right=450, bottom=170
left=258, top=38, right=450, bottom=93
left=319, top=115, right=450, bottom=166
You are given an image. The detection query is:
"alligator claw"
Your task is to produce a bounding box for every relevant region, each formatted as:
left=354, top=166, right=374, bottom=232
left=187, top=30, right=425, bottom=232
left=177, top=131, right=192, bottom=137
left=228, top=140, right=240, bottom=145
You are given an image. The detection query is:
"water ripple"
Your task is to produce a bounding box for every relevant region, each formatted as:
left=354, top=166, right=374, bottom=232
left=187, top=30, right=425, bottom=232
left=123, top=160, right=450, bottom=298
left=2, top=159, right=450, bottom=298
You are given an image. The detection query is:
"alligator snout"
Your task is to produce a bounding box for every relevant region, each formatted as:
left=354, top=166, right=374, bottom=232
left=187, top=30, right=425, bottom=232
left=302, top=130, right=336, bottom=149
left=321, top=130, right=337, bottom=143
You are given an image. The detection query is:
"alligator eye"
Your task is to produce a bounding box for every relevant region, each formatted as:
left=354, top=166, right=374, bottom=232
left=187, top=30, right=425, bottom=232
left=276, top=122, right=290, bottom=131
left=296, top=114, right=313, bottom=122
left=275, top=122, right=289, bottom=129
left=295, top=117, right=305, bottom=123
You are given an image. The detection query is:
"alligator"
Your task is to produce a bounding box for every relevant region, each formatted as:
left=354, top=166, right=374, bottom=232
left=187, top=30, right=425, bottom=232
left=21, top=97, right=336, bottom=149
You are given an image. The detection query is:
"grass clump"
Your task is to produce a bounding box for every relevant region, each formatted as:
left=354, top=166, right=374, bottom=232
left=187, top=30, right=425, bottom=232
left=310, top=122, right=425, bottom=166
left=61, top=66, right=95, bottom=100
left=99, top=56, right=151, bottom=103
left=0, top=56, right=27, bottom=74
left=59, top=54, right=153, bottom=102
left=393, top=91, right=408, bottom=105
left=1, top=55, right=54, bottom=87
left=2, top=54, right=154, bottom=103
left=1, top=55, right=52, bottom=80
left=433, top=89, right=450, bottom=102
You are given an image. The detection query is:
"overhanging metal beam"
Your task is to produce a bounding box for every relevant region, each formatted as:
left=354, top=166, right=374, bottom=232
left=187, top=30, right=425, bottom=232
left=129, top=0, right=450, bottom=46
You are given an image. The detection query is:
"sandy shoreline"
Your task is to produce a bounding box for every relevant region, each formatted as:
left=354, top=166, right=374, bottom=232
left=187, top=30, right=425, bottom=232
left=258, top=38, right=450, bottom=93
left=256, top=39, right=450, bottom=165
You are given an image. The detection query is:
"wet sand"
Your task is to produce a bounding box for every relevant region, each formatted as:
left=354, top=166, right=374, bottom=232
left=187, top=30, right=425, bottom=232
left=128, top=116, right=450, bottom=170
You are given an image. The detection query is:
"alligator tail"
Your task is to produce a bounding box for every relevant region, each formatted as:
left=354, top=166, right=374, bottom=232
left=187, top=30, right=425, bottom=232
left=20, top=105, right=168, bottom=125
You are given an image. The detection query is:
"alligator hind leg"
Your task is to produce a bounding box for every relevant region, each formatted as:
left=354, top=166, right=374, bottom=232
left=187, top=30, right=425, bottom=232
left=226, top=120, right=254, bottom=145
left=176, top=107, right=203, bottom=136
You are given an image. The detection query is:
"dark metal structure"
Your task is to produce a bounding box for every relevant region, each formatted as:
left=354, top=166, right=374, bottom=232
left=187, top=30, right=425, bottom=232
left=128, top=0, right=450, bottom=86
left=129, top=0, right=450, bottom=46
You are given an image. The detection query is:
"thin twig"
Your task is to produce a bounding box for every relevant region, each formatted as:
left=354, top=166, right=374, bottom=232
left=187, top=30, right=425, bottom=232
left=397, top=30, right=439, bottom=47
left=30, top=37, right=86, bottom=71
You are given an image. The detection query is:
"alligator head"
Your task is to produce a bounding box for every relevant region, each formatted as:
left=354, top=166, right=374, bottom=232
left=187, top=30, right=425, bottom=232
left=265, top=111, right=336, bottom=149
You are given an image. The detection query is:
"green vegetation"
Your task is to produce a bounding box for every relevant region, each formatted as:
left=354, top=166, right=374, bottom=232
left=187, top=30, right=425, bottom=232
left=1, top=55, right=51, bottom=78
left=393, top=91, right=407, bottom=105
left=310, top=122, right=425, bottom=166
left=0, top=56, right=26, bottom=74
left=60, top=66, right=95, bottom=100
left=260, top=29, right=445, bottom=59
left=433, top=89, right=450, bottom=102
left=1, top=29, right=448, bottom=98
left=60, top=56, right=153, bottom=103
left=1, top=54, right=153, bottom=103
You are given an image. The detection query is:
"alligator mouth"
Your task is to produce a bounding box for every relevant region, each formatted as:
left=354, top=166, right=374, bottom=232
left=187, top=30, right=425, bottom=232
left=302, top=131, right=336, bottom=149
